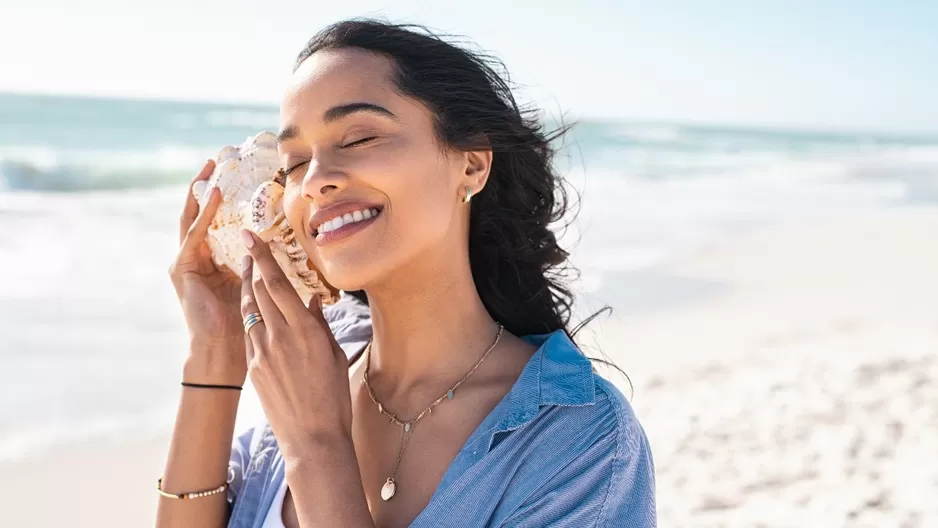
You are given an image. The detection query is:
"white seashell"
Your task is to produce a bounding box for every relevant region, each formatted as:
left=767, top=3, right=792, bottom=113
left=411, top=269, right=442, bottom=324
left=381, top=478, right=396, bottom=501
left=191, top=131, right=334, bottom=305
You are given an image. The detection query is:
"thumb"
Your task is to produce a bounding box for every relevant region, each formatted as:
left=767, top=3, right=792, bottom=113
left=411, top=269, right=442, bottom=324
left=306, top=292, right=327, bottom=323
left=307, top=293, right=344, bottom=361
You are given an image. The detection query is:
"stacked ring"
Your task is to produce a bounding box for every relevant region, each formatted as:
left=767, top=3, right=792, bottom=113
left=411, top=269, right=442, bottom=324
left=243, top=312, right=263, bottom=333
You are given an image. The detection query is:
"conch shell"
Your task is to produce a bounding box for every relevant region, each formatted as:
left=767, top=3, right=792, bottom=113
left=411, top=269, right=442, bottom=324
left=192, top=131, right=334, bottom=305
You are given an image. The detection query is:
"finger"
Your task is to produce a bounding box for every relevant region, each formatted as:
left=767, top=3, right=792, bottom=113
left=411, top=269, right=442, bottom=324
left=305, top=292, right=330, bottom=328
left=240, top=255, right=267, bottom=364
left=241, top=229, right=308, bottom=322
left=248, top=255, right=287, bottom=328
left=180, top=185, right=222, bottom=255
left=306, top=293, right=346, bottom=362
left=179, top=160, right=216, bottom=245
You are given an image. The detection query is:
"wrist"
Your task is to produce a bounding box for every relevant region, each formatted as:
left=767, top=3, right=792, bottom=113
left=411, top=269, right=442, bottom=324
left=183, top=349, right=246, bottom=387
left=283, top=429, right=355, bottom=473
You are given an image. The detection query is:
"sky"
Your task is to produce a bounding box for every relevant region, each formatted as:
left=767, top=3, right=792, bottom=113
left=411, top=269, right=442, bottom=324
left=1, top=0, right=936, bottom=134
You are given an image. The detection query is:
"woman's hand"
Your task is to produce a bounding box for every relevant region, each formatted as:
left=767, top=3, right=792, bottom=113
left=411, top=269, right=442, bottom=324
left=169, top=160, right=246, bottom=385
left=239, top=228, right=354, bottom=452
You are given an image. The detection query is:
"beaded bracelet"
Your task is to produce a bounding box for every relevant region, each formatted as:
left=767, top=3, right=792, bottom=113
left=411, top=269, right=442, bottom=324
left=157, top=478, right=227, bottom=500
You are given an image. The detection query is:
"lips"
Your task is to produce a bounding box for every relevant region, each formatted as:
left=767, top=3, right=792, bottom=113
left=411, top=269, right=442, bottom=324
left=316, top=206, right=380, bottom=235
left=308, top=201, right=384, bottom=246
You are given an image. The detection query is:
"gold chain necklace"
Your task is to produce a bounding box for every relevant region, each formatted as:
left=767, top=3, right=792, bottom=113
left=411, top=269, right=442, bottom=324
left=362, top=324, right=504, bottom=501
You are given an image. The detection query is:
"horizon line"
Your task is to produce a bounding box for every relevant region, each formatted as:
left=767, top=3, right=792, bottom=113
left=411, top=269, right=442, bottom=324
left=2, top=88, right=937, bottom=141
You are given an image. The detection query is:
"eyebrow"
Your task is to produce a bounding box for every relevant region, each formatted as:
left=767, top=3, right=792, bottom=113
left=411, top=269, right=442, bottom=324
left=277, top=102, right=398, bottom=144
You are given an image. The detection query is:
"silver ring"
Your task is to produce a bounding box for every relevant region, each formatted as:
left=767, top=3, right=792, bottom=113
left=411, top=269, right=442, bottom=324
left=243, top=312, right=263, bottom=333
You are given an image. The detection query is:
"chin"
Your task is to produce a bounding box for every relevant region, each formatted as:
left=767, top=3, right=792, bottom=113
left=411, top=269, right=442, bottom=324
left=317, top=256, right=382, bottom=293
left=312, top=235, right=390, bottom=292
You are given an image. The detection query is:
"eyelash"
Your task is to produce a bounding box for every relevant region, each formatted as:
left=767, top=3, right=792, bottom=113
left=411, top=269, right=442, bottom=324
left=341, top=136, right=378, bottom=148
left=280, top=137, right=378, bottom=177
left=281, top=161, right=308, bottom=178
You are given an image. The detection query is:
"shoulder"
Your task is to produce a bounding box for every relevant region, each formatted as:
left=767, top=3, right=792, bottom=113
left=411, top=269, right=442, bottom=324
left=593, top=375, right=654, bottom=465
left=595, top=375, right=655, bottom=512
left=499, top=332, right=657, bottom=526
left=504, top=374, right=656, bottom=526
left=532, top=369, right=655, bottom=485
left=590, top=376, right=657, bottom=525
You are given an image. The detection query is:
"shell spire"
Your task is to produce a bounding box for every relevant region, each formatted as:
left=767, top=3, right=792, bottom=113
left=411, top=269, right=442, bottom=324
left=191, top=131, right=335, bottom=305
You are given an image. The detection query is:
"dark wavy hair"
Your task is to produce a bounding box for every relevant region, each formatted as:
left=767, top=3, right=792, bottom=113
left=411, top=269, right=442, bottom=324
left=295, top=19, right=611, bottom=349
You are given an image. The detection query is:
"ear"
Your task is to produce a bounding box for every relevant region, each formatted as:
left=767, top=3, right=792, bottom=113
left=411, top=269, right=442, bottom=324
left=463, top=148, right=493, bottom=195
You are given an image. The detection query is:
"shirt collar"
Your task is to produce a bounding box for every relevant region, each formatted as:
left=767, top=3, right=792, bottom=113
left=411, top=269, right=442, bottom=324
left=492, top=329, right=596, bottom=435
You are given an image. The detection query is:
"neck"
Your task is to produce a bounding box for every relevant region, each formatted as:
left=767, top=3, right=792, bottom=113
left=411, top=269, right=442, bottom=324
left=362, top=243, right=501, bottom=397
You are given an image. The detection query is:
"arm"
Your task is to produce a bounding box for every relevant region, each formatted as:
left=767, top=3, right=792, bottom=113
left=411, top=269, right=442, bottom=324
left=286, top=433, right=375, bottom=528
left=156, top=161, right=249, bottom=527
left=154, top=356, right=243, bottom=528
left=236, top=237, right=377, bottom=527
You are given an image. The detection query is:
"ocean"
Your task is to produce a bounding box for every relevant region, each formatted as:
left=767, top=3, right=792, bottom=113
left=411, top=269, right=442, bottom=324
left=1, top=92, right=937, bottom=461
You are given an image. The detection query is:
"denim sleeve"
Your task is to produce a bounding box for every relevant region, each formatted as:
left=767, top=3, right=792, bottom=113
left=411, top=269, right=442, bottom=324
left=226, top=425, right=262, bottom=505
left=595, top=388, right=657, bottom=528
left=500, top=380, right=657, bottom=527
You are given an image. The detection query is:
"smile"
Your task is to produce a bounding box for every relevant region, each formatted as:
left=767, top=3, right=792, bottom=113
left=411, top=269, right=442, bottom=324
left=310, top=205, right=383, bottom=246
left=316, top=207, right=380, bottom=234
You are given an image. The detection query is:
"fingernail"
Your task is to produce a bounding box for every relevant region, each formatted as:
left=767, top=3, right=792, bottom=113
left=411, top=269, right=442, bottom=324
left=241, top=229, right=255, bottom=248
left=242, top=255, right=252, bottom=270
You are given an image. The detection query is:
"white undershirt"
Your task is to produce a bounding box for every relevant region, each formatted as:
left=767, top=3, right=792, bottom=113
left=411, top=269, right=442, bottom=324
left=261, top=479, right=289, bottom=527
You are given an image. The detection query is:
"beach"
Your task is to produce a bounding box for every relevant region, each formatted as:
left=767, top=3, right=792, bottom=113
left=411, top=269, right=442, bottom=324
left=598, top=204, right=938, bottom=527
left=2, top=93, right=937, bottom=526
left=1, top=203, right=934, bottom=526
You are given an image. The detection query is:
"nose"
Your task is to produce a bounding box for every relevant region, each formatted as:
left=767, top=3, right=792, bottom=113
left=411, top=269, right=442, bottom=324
left=300, top=157, right=348, bottom=201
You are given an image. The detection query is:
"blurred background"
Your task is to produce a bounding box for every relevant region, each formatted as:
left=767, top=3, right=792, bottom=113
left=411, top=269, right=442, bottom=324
left=1, top=1, right=936, bottom=526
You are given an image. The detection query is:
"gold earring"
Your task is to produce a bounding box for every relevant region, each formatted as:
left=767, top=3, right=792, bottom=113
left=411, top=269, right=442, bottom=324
left=462, top=186, right=473, bottom=203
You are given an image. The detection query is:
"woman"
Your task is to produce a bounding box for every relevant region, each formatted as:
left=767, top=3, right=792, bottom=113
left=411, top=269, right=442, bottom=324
left=156, top=19, right=656, bottom=528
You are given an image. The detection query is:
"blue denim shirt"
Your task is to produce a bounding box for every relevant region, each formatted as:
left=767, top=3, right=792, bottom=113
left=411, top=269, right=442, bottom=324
left=226, top=300, right=656, bottom=527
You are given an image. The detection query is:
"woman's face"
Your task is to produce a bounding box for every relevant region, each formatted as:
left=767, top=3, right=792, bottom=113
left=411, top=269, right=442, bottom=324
left=277, top=48, right=486, bottom=291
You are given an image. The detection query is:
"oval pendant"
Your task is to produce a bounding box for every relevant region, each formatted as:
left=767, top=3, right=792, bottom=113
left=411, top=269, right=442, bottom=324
left=381, top=477, right=397, bottom=501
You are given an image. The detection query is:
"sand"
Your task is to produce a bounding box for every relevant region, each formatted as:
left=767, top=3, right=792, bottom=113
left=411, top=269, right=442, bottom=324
left=2, top=204, right=935, bottom=527
left=0, top=435, right=169, bottom=526
left=590, top=204, right=938, bottom=527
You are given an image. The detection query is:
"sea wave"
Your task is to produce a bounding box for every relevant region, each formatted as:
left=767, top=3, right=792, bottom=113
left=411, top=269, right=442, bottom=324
left=0, top=159, right=192, bottom=192
left=0, top=144, right=211, bottom=192
left=2, top=134, right=936, bottom=194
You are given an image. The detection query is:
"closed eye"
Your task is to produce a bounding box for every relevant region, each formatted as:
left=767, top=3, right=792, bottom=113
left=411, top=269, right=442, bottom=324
left=340, top=136, right=378, bottom=149
left=281, top=136, right=377, bottom=176
left=281, top=161, right=309, bottom=178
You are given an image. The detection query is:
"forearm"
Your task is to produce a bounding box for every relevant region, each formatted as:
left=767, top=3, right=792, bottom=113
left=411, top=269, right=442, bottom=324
left=155, top=355, right=243, bottom=528
left=285, top=432, right=375, bottom=528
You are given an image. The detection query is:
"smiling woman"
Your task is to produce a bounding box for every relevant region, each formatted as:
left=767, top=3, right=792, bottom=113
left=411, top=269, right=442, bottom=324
left=156, top=18, right=656, bottom=528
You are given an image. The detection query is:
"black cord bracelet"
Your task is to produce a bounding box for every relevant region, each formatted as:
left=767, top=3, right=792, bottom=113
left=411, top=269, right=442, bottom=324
left=181, top=381, right=242, bottom=391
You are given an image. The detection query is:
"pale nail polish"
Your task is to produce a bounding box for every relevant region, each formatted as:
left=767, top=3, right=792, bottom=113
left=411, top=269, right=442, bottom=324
left=240, top=230, right=255, bottom=248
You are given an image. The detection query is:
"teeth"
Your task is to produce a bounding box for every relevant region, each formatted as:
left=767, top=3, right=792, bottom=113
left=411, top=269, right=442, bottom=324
left=317, top=207, right=380, bottom=235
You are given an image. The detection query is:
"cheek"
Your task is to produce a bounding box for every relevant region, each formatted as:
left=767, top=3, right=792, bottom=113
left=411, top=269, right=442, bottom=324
left=379, top=154, right=457, bottom=242
left=282, top=187, right=322, bottom=266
